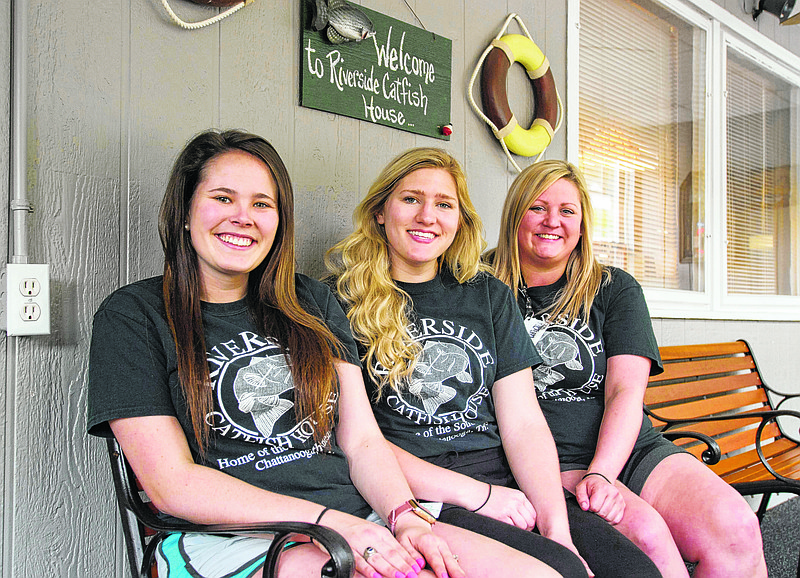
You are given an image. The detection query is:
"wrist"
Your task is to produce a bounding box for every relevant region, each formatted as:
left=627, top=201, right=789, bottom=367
left=470, top=483, right=492, bottom=512
left=315, top=506, right=331, bottom=525
left=388, top=499, right=436, bottom=535
left=535, top=510, right=572, bottom=540
left=582, top=471, right=613, bottom=485
left=393, top=511, right=434, bottom=537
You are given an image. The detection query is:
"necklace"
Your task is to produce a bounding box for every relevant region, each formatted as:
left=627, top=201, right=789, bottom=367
left=519, top=282, right=550, bottom=346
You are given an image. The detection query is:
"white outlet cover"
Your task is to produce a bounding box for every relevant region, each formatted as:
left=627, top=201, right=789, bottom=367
left=5, top=263, right=50, bottom=336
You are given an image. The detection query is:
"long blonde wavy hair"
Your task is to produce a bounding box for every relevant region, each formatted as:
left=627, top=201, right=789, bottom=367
left=326, top=148, right=487, bottom=396
left=491, top=160, right=607, bottom=324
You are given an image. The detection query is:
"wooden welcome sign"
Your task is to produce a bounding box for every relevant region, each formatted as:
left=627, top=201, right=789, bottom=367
left=300, top=2, right=453, bottom=140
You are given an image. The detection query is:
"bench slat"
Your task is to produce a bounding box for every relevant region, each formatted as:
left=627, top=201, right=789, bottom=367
left=659, top=411, right=766, bottom=439
left=713, top=423, right=782, bottom=457
left=649, top=389, right=769, bottom=422
left=656, top=355, right=756, bottom=382
left=645, top=372, right=762, bottom=405
left=709, top=438, right=791, bottom=478
left=721, top=445, right=800, bottom=484
left=657, top=341, right=751, bottom=361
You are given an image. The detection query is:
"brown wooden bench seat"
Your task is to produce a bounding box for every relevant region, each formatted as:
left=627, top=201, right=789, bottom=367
left=645, top=340, right=800, bottom=519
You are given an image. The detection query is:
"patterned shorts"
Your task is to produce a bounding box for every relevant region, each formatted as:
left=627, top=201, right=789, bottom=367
left=156, top=533, right=270, bottom=578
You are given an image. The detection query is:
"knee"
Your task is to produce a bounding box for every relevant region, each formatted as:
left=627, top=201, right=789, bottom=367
left=708, top=499, right=762, bottom=550
left=696, top=500, right=765, bottom=572
left=623, top=510, right=675, bottom=558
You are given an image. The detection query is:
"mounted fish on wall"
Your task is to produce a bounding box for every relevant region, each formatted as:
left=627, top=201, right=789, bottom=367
left=300, top=0, right=453, bottom=141
left=311, top=0, right=376, bottom=44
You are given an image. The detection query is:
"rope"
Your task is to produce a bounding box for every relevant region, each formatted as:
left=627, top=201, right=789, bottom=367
left=466, top=13, right=563, bottom=173
left=160, top=0, right=253, bottom=30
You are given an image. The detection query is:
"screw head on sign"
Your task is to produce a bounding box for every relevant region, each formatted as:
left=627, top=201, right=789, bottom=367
left=441, top=124, right=453, bottom=136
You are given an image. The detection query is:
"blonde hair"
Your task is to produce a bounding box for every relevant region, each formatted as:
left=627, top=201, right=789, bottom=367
left=327, top=148, right=487, bottom=395
left=491, top=159, right=607, bottom=324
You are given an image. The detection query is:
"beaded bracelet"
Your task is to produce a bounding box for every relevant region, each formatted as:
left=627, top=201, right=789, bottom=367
left=581, top=472, right=612, bottom=485
left=471, top=484, right=492, bottom=512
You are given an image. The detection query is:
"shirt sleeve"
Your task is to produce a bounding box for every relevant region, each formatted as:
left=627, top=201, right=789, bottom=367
left=297, top=275, right=361, bottom=367
left=600, top=269, right=663, bottom=375
left=87, top=293, right=177, bottom=438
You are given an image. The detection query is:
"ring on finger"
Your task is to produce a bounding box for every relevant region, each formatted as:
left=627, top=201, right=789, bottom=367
left=363, top=546, right=378, bottom=561
left=453, top=554, right=459, bottom=561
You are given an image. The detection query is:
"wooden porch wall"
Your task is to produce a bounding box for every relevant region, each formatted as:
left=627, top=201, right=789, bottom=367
left=0, top=0, right=797, bottom=575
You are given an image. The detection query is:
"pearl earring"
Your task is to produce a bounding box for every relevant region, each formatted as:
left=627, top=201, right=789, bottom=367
left=184, top=223, right=190, bottom=231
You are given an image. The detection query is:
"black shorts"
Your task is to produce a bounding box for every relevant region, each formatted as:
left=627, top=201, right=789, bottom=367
left=562, top=434, right=687, bottom=495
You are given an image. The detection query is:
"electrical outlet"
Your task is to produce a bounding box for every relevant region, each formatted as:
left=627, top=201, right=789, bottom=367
left=4, top=263, right=50, bottom=336
left=20, top=278, right=41, bottom=296
left=21, top=303, right=42, bottom=321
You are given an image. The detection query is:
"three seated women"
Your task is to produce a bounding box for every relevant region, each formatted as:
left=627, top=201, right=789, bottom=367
left=88, top=130, right=767, bottom=578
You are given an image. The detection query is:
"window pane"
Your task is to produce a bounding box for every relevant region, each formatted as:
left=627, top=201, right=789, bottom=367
left=726, top=51, right=798, bottom=296
left=579, top=0, right=706, bottom=291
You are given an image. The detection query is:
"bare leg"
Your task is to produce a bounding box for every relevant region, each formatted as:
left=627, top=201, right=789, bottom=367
left=640, top=453, right=767, bottom=578
left=563, top=469, right=686, bottom=577
left=603, top=483, right=688, bottom=576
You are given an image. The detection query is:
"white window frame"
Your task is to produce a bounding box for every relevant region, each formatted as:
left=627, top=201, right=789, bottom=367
left=567, top=0, right=800, bottom=320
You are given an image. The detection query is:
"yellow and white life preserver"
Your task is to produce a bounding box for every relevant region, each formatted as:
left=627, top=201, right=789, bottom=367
left=480, top=34, right=558, bottom=157
left=468, top=15, right=562, bottom=171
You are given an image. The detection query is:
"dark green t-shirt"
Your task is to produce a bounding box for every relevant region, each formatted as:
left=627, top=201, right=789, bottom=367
left=518, top=267, right=664, bottom=467
left=87, top=275, right=372, bottom=517
left=365, top=271, right=542, bottom=459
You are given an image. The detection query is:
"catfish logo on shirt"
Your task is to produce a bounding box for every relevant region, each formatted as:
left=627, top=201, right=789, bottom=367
left=524, top=313, right=605, bottom=402
left=202, top=330, right=335, bottom=450
left=376, top=317, right=493, bottom=427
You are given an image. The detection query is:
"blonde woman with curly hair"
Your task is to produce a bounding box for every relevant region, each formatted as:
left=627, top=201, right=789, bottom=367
left=328, top=148, right=661, bottom=578
left=491, top=159, right=766, bottom=578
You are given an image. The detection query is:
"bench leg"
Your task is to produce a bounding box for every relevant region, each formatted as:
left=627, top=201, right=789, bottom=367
left=755, top=493, right=772, bottom=522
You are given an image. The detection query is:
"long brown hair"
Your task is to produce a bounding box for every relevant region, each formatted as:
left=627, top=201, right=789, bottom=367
left=159, top=129, right=341, bottom=452
left=326, top=147, right=487, bottom=395
left=492, top=160, right=607, bottom=324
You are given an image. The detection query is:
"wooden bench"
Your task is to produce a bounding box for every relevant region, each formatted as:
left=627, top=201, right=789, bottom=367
left=645, top=340, right=800, bottom=520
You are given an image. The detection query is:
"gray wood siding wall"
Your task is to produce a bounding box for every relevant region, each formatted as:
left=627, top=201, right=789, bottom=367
left=0, top=0, right=797, bottom=575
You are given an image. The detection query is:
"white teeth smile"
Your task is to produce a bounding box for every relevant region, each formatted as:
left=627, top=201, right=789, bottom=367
left=410, top=231, right=435, bottom=240
left=537, top=234, right=560, bottom=240
left=218, top=234, right=253, bottom=247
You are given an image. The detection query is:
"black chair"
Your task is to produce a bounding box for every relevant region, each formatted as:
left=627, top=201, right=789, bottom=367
left=106, top=437, right=355, bottom=578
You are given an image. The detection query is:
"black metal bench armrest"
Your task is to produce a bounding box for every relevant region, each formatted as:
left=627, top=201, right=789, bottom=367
left=648, top=408, right=800, bottom=485
left=754, top=415, right=800, bottom=491
left=651, top=408, right=800, bottom=436
left=762, top=384, right=800, bottom=400
left=658, top=429, right=722, bottom=465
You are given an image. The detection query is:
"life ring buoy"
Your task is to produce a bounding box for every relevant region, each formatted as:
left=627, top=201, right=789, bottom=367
left=479, top=34, right=558, bottom=157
